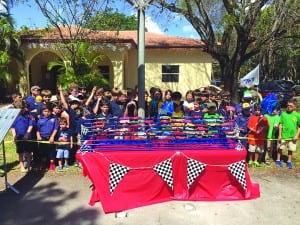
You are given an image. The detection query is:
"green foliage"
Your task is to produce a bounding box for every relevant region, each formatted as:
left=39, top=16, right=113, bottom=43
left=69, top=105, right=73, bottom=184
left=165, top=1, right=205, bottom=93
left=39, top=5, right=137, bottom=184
left=47, top=41, right=109, bottom=90
left=86, top=8, right=137, bottom=31
left=0, top=17, right=23, bottom=85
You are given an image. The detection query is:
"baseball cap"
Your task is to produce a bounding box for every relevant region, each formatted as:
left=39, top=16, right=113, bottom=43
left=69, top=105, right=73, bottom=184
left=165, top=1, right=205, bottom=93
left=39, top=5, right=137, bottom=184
left=242, top=102, right=251, bottom=109
left=243, top=90, right=252, bottom=99
left=206, top=102, right=217, bottom=108
left=69, top=95, right=80, bottom=102
left=31, top=85, right=41, bottom=91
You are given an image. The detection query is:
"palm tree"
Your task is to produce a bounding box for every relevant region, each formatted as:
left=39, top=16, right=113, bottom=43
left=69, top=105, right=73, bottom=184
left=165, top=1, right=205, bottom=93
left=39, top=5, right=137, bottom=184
left=0, top=0, right=13, bottom=23
left=0, top=0, right=23, bottom=91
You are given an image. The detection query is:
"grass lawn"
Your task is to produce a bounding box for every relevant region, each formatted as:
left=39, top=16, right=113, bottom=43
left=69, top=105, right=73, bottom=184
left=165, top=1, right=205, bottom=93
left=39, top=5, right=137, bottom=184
left=0, top=132, right=82, bottom=174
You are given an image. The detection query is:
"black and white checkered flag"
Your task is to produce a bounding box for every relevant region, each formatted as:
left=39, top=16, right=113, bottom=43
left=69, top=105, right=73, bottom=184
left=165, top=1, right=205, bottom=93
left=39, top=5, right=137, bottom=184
left=109, top=162, right=130, bottom=194
left=187, top=158, right=206, bottom=189
left=228, top=160, right=247, bottom=190
left=153, top=158, right=174, bottom=190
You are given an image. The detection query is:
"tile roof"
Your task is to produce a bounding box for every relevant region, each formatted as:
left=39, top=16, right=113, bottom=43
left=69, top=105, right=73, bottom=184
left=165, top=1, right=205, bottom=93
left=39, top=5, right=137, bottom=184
left=20, top=26, right=205, bottom=50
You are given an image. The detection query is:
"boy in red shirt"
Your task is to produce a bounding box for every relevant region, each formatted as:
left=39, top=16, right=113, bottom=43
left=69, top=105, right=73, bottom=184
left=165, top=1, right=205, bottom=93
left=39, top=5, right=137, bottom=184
left=247, top=103, right=269, bottom=167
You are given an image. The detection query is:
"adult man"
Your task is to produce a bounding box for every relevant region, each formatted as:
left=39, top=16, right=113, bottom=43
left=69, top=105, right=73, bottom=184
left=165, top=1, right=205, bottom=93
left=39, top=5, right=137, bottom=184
left=25, top=85, right=41, bottom=115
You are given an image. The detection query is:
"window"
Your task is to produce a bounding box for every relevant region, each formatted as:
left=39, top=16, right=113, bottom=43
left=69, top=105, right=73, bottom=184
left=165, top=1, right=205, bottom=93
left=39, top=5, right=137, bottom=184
left=161, top=65, right=179, bottom=82
left=98, top=65, right=110, bottom=80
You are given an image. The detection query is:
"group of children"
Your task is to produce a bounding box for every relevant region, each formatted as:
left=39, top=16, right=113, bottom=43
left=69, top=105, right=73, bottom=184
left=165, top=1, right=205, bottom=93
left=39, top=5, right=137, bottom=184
left=234, top=97, right=300, bottom=169
left=8, top=83, right=300, bottom=172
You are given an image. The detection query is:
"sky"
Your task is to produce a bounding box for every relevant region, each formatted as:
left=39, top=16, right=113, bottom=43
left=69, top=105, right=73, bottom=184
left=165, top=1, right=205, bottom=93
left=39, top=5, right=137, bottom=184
left=10, top=0, right=199, bottom=39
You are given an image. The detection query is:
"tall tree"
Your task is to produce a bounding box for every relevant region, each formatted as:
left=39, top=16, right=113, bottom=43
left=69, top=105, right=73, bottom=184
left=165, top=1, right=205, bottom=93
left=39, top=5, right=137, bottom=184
left=152, top=0, right=298, bottom=100
left=86, top=7, right=137, bottom=31
left=255, top=1, right=300, bottom=81
left=33, top=0, right=111, bottom=88
left=34, top=0, right=108, bottom=61
left=0, top=0, right=23, bottom=88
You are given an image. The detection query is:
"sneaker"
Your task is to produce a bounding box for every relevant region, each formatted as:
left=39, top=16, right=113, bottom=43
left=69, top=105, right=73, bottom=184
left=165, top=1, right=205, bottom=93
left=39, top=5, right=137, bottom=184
left=265, top=160, right=271, bottom=166
left=248, top=160, right=254, bottom=167
left=287, top=161, right=293, bottom=169
left=276, top=160, right=283, bottom=168
left=253, top=161, right=261, bottom=168
left=64, top=164, right=70, bottom=169
left=57, top=166, right=63, bottom=172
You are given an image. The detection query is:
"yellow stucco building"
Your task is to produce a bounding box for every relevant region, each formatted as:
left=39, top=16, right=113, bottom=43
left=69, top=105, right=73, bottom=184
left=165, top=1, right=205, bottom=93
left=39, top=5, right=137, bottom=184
left=8, top=27, right=213, bottom=97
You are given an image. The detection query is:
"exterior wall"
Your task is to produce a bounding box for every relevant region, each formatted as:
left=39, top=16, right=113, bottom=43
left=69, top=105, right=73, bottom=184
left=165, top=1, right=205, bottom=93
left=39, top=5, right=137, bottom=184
left=7, top=59, right=24, bottom=94
left=20, top=45, right=63, bottom=95
left=19, top=45, right=126, bottom=94
left=125, top=48, right=212, bottom=95
left=15, top=42, right=212, bottom=97
left=97, top=48, right=126, bottom=89
left=125, top=49, right=138, bottom=90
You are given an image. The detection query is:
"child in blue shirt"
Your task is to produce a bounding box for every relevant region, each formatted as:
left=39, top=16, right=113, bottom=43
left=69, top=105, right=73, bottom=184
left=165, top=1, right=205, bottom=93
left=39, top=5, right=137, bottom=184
left=56, top=117, right=72, bottom=171
left=77, top=107, right=94, bottom=147
left=36, top=103, right=59, bottom=171
left=189, top=100, right=203, bottom=119
left=59, top=85, right=81, bottom=165
left=11, top=100, right=34, bottom=173
left=234, top=102, right=252, bottom=148
left=96, top=99, right=113, bottom=119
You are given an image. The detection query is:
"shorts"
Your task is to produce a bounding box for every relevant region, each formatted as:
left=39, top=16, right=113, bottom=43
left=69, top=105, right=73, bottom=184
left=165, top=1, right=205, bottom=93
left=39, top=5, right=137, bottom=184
left=56, top=149, right=70, bottom=159
left=248, top=144, right=264, bottom=153
left=38, top=137, right=56, bottom=159
left=278, top=140, right=297, bottom=152
left=266, top=140, right=277, bottom=149
left=15, top=137, right=31, bottom=154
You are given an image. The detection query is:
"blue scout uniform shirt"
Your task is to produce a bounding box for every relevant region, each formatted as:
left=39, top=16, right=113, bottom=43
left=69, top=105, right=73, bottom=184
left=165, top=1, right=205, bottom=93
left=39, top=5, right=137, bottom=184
left=11, top=112, right=34, bottom=137
left=56, top=128, right=71, bottom=149
left=37, top=115, right=59, bottom=138
left=25, top=96, right=40, bottom=119
left=218, top=101, right=237, bottom=118
left=67, top=108, right=81, bottom=135
left=109, top=100, right=123, bottom=118
left=25, top=96, right=36, bottom=112
left=189, top=110, right=203, bottom=119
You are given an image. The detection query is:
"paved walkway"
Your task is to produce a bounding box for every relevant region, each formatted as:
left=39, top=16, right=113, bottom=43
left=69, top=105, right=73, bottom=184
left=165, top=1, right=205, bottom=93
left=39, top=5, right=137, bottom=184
left=0, top=169, right=299, bottom=225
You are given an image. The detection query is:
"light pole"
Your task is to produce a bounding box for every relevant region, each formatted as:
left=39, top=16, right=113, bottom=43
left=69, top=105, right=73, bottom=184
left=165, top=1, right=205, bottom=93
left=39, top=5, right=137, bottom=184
left=131, top=0, right=153, bottom=118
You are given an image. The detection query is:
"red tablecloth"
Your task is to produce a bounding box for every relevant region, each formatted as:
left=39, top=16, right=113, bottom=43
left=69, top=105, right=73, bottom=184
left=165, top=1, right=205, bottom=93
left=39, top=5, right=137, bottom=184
left=77, top=146, right=260, bottom=213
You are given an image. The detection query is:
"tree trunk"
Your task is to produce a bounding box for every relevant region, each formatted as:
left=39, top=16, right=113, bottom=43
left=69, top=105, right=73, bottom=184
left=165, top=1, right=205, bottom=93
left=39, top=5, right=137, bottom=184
left=221, top=60, right=241, bottom=103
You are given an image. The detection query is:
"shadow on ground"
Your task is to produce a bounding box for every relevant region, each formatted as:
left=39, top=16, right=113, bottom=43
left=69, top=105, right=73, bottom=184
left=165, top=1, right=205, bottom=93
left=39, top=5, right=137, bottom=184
left=0, top=172, right=101, bottom=225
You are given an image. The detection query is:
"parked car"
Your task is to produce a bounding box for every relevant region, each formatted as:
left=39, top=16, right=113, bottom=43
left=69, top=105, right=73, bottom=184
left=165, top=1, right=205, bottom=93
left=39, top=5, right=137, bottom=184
left=258, top=80, right=295, bottom=105
left=210, top=79, right=222, bottom=87
left=292, top=83, right=300, bottom=95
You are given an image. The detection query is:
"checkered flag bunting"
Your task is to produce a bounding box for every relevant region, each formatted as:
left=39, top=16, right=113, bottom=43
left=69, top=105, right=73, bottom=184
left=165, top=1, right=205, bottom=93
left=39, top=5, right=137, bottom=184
left=153, top=158, right=174, bottom=190
left=228, top=160, right=247, bottom=190
left=109, top=162, right=130, bottom=194
left=187, top=158, right=206, bottom=189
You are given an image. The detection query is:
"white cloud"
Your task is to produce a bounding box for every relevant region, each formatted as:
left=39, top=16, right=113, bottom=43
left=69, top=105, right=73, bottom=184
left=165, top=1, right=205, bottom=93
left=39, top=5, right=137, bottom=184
left=182, top=25, right=195, bottom=33
left=145, top=16, right=163, bottom=34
